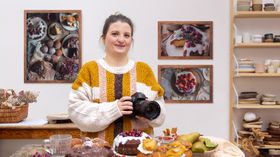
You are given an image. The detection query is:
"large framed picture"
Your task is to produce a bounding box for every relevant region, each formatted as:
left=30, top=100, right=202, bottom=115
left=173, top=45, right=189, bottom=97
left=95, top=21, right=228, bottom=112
left=24, top=10, right=82, bottom=83
left=158, top=21, right=213, bottom=59
left=158, top=65, right=213, bottom=103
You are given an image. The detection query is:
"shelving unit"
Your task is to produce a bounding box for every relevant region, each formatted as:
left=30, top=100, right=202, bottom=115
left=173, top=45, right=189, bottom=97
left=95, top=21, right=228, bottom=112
left=235, top=11, right=280, bottom=18
left=235, top=73, right=280, bottom=77
left=230, top=0, right=280, bottom=148
left=234, top=104, right=280, bottom=109
left=235, top=43, right=280, bottom=48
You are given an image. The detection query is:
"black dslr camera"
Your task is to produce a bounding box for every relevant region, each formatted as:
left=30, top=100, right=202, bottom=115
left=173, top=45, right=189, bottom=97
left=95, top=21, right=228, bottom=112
left=130, top=92, right=161, bottom=120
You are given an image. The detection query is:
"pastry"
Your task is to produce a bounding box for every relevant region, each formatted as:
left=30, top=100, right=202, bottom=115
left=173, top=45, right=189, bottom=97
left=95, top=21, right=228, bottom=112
left=143, top=139, right=158, bottom=151
left=171, top=39, right=186, bottom=47
left=50, top=24, right=62, bottom=35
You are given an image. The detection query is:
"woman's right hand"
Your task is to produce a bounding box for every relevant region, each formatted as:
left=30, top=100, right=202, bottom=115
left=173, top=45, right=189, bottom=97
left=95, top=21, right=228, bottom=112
left=117, top=96, right=133, bottom=115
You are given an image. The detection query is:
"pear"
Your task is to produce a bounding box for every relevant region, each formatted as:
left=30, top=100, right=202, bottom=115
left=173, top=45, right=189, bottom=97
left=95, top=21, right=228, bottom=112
left=204, top=138, right=218, bottom=149
left=191, top=141, right=208, bottom=153
left=200, top=138, right=218, bottom=151
left=177, top=132, right=200, bottom=144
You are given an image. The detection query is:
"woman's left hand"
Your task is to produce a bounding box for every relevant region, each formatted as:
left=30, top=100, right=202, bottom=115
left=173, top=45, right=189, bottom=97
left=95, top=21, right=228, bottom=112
left=135, top=116, right=150, bottom=123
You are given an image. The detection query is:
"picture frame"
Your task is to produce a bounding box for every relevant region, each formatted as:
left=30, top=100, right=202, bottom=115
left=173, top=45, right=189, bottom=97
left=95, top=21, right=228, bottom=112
left=158, top=65, right=213, bottom=103
left=158, top=21, right=213, bottom=60
left=24, top=10, right=82, bottom=83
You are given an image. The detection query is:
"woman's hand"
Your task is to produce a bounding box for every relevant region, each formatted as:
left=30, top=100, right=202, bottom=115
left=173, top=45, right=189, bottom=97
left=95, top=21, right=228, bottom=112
left=117, top=96, right=133, bottom=115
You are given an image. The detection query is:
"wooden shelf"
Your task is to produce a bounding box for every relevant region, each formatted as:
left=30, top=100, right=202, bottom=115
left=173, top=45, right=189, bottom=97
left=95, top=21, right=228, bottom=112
left=255, top=145, right=280, bottom=149
left=234, top=104, right=280, bottom=109
left=235, top=141, right=280, bottom=150
left=235, top=43, right=280, bottom=48
left=229, top=0, right=280, bottom=145
left=235, top=11, right=280, bottom=18
left=235, top=73, right=280, bottom=77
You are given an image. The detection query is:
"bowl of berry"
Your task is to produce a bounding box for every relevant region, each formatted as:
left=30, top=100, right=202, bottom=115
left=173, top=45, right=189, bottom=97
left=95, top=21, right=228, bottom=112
left=174, top=71, right=197, bottom=94
left=26, top=17, right=47, bottom=41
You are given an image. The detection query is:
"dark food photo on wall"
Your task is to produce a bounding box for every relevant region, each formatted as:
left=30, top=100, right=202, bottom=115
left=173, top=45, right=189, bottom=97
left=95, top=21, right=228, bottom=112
left=159, top=65, right=213, bottom=103
left=25, top=11, right=81, bottom=83
left=159, top=21, right=213, bottom=59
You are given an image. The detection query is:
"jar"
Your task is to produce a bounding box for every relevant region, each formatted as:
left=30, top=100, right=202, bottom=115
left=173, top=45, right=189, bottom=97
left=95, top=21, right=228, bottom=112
left=264, top=3, right=276, bottom=11
left=242, top=32, right=251, bottom=43
left=271, top=60, right=280, bottom=69
left=252, top=34, right=263, bottom=43
left=252, top=4, right=263, bottom=11
left=252, top=0, right=262, bottom=4
left=277, top=68, right=280, bottom=74
left=267, top=66, right=276, bottom=73
left=264, top=33, right=274, bottom=42
left=255, top=63, right=265, bottom=73
left=274, top=35, right=280, bottom=42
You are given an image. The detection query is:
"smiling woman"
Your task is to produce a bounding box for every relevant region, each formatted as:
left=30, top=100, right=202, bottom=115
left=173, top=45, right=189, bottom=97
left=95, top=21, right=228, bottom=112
left=68, top=13, right=166, bottom=146
left=102, top=20, right=133, bottom=66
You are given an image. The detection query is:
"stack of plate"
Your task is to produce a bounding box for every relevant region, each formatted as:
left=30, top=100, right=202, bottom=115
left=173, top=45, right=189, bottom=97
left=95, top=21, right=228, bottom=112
left=237, top=0, right=251, bottom=11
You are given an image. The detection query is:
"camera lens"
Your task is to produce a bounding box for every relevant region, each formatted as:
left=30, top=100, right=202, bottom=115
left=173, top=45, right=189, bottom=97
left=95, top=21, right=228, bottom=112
left=143, top=101, right=161, bottom=120
left=131, top=92, right=161, bottom=120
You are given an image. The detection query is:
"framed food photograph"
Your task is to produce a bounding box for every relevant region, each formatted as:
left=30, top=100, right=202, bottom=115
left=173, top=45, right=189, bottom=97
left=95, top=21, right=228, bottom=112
left=158, top=21, right=213, bottom=59
left=158, top=65, right=213, bottom=103
left=24, top=10, right=82, bottom=83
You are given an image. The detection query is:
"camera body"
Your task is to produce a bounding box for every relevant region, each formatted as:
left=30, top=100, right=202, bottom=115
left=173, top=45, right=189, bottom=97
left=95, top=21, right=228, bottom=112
left=130, top=92, right=161, bottom=120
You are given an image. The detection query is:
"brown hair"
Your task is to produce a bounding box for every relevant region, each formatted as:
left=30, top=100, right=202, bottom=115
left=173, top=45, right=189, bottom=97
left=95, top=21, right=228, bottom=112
left=101, top=13, right=134, bottom=39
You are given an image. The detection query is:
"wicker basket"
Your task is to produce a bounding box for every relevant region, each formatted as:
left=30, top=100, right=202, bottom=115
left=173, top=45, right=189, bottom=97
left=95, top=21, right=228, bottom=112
left=0, top=104, right=28, bottom=123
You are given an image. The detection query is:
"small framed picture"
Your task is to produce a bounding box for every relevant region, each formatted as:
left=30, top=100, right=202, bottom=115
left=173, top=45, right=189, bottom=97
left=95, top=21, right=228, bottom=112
left=24, top=10, right=82, bottom=83
left=158, top=65, right=213, bottom=103
left=158, top=21, right=213, bottom=59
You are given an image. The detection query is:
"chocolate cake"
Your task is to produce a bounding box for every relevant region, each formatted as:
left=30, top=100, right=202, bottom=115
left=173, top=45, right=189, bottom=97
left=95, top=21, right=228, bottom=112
left=113, top=129, right=151, bottom=156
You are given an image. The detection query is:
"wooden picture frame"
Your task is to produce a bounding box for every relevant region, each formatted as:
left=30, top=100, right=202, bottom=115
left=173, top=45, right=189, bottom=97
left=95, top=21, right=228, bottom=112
left=158, top=65, right=213, bottom=103
left=158, top=21, right=213, bottom=60
left=24, top=10, right=82, bottom=83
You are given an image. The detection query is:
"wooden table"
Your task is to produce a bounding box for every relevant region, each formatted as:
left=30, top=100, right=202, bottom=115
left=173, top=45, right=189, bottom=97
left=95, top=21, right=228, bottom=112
left=0, top=123, right=81, bottom=139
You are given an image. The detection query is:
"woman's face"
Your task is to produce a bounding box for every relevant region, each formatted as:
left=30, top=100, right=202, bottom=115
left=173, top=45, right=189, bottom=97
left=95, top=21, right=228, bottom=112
left=103, top=21, right=132, bottom=55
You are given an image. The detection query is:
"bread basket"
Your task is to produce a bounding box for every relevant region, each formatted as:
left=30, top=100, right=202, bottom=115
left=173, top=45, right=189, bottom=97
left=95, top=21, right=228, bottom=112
left=0, top=104, right=29, bottom=123
left=0, top=89, right=38, bottom=123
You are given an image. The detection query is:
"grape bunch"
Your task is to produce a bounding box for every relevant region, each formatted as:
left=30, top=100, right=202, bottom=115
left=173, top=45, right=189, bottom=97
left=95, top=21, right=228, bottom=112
left=27, top=23, right=42, bottom=35
left=181, top=25, right=203, bottom=48
left=58, top=59, right=76, bottom=76
left=119, top=129, right=143, bottom=137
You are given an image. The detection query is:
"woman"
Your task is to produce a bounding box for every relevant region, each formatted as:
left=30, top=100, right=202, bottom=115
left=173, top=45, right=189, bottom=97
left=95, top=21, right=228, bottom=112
left=68, top=13, right=166, bottom=145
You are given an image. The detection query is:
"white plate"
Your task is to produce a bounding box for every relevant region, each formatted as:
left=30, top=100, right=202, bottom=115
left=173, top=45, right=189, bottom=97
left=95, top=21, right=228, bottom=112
left=27, top=17, right=47, bottom=41
left=59, top=13, right=79, bottom=31
left=46, top=113, right=69, bottom=121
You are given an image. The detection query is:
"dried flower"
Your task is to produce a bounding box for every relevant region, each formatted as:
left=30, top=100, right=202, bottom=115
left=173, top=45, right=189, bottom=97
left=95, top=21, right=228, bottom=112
left=0, top=89, right=39, bottom=108
left=18, top=90, right=39, bottom=104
